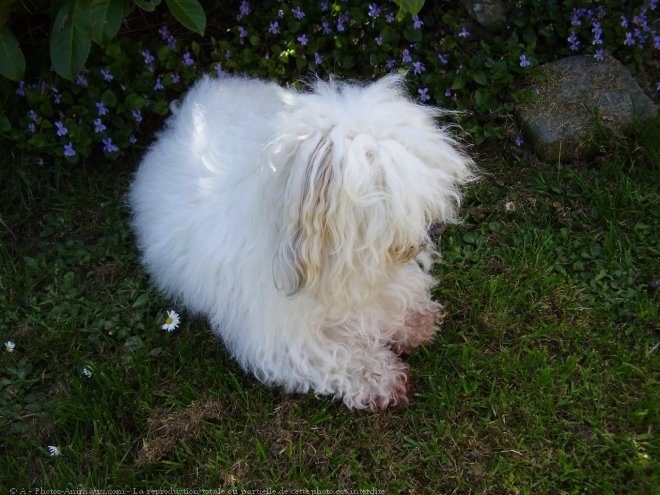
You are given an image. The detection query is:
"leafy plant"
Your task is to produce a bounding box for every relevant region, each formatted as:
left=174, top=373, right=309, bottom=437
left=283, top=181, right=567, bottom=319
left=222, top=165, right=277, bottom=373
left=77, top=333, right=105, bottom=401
left=0, top=0, right=206, bottom=81
left=2, top=0, right=657, bottom=162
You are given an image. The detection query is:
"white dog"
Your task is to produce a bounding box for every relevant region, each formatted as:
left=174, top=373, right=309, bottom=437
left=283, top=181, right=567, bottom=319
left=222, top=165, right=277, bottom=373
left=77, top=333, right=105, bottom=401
left=129, top=75, right=474, bottom=410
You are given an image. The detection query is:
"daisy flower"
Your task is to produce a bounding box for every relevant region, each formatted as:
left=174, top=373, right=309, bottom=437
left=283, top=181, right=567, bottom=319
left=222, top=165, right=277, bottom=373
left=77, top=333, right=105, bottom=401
left=82, top=366, right=93, bottom=378
left=5, top=341, right=15, bottom=352
left=162, top=310, right=180, bottom=332
left=48, top=445, right=61, bottom=457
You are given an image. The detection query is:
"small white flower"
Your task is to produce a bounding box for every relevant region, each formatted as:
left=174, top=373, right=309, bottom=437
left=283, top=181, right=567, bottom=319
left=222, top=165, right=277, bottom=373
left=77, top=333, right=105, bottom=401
left=504, top=201, right=516, bottom=212
left=5, top=341, right=15, bottom=352
left=82, top=366, right=93, bottom=378
left=162, top=310, right=180, bottom=332
left=48, top=445, right=61, bottom=457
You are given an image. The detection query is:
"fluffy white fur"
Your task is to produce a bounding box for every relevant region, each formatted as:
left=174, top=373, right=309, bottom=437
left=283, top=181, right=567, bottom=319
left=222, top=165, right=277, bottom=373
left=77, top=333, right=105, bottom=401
left=129, top=75, right=474, bottom=410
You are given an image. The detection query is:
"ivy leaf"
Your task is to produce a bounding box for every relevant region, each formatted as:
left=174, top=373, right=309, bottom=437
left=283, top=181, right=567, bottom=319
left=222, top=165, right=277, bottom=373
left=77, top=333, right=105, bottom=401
left=394, top=0, right=425, bottom=18
left=472, top=71, right=489, bottom=86
left=165, top=0, right=206, bottom=36
left=50, top=0, right=92, bottom=80
left=133, top=0, right=161, bottom=12
left=0, top=26, right=25, bottom=81
left=91, top=0, right=124, bottom=44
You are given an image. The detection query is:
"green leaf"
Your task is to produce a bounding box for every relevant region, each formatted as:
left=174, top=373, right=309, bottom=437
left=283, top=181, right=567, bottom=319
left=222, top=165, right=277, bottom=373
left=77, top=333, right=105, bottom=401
left=131, top=293, right=149, bottom=309
left=472, top=70, right=488, bottom=86
left=133, top=0, right=161, bottom=12
left=474, top=88, right=495, bottom=110
left=165, top=0, right=206, bottom=36
left=91, top=0, right=124, bottom=43
left=0, top=115, right=11, bottom=132
left=380, top=26, right=400, bottom=46
left=0, top=26, right=24, bottom=81
left=50, top=0, right=92, bottom=80
left=101, top=88, right=117, bottom=107
left=394, top=0, right=425, bottom=17
left=403, top=26, right=422, bottom=43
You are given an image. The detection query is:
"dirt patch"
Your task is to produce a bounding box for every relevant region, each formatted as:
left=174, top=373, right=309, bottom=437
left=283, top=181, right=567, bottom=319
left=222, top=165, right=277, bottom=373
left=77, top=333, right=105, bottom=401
left=136, top=395, right=227, bottom=465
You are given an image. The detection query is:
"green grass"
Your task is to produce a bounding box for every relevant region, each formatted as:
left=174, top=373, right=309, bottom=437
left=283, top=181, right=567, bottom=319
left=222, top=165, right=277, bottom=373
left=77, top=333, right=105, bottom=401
left=1, top=121, right=658, bottom=493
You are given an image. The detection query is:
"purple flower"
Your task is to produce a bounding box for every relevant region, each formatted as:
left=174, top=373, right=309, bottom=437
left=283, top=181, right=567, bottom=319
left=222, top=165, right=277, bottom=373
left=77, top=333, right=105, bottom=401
left=571, top=9, right=584, bottom=26
left=63, top=142, right=76, bottom=157
left=154, top=77, right=164, bottom=90
left=76, top=73, right=87, bottom=86
left=239, top=0, right=250, bottom=17
left=375, top=36, right=383, bottom=46
left=337, top=19, right=345, bottom=32
left=620, top=15, right=629, bottom=28
left=654, top=35, right=660, bottom=50
left=402, top=49, right=412, bottom=63
left=438, top=53, right=448, bottom=65
left=292, top=6, right=305, bottom=19
left=633, top=13, right=648, bottom=29
left=54, top=121, right=68, bottom=136
left=386, top=12, right=394, bottom=23
left=132, top=109, right=143, bottom=124
left=96, top=102, right=109, bottom=116
left=413, top=16, right=424, bottom=29
left=269, top=21, right=279, bottom=34
left=385, top=59, right=396, bottom=70
left=142, top=49, right=155, bottom=65
left=322, top=21, right=332, bottom=34
left=594, top=49, right=605, bottom=61
left=515, top=136, right=524, bottom=147
left=519, top=54, right=531, bottom=68
left=238, top=26, right=248, bottom=38
left=158, top=26, right=177, bottom=49
left=413, top=61, right=425, bottom=74
left=183, top=52, right=194, bottom=65
left=368, top=4, right=380, bottom=17
left=592, top=21, right=603, bottom=45
left=93, top=118, right=106, bottom=133
left=28, top=110, right=38, bottom=121
left=101, top=69, right=113, bottom=82
left=214, top=63, right=225, bottom=77
left=624, top=32, right=635, bottom=46
left=458, top=27, right=470, bottom=38
left=297, top=34, right=308, bottom=46
left=418, top=88, right=430, bottom=102
left=445, top=88, right=452, bottom=97
left=171, top=73, right=180, bottom=84
left=16, top=80, right=25, bottom=96
left=321, top=1, right=329, bottom=12
left=568, top=32, right=580, bottom=51
left=103, top=137, right=119, bottom=153
left=634, top=27, right=649, bottom=46
left=27, top=123, right=36, bottom=134
left=53, top=92, right=61, bottom=104
left=314, top=52, right=323, bottom=64
left=129, top=135, right=137, bottom=144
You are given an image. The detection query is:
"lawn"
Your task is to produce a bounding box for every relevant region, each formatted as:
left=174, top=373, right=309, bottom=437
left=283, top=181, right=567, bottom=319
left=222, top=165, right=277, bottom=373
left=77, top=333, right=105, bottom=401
left=1, top=114, right=657, bottom=493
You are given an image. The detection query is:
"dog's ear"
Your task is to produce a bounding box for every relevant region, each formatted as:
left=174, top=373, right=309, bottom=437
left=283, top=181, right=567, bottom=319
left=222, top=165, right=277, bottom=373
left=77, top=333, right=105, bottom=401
left=273, top=133, right=336, bottom=296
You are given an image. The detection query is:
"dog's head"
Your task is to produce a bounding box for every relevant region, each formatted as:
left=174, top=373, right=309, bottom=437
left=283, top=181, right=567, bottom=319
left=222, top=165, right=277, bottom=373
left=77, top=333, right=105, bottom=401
left=270, top=75, right=475, bottom=307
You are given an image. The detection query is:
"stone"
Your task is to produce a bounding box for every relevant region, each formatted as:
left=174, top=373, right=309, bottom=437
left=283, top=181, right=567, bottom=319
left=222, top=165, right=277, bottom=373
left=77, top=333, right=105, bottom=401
left=517, top=55, right=657, bottom=163
left=460, top=0, right=508, bottom=31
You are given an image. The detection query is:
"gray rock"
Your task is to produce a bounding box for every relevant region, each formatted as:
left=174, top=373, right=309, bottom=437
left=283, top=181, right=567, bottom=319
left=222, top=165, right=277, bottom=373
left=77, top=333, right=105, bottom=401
left=460, top=0, right=508, bottom=31
left=517, top=55, right=657, bottom=163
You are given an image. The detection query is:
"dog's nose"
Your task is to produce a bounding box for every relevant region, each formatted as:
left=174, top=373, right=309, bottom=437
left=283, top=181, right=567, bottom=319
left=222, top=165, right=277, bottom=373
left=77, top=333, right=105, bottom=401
left=429, top=221, right=446, bottom=240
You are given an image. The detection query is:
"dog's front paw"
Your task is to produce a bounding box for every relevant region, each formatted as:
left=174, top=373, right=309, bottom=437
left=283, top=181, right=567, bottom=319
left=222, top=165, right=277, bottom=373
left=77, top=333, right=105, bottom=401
left=342, top=355, right=412, bottom=411
left=371, top=363, right=411, bottom=411
left=390, top=308, right=443, bottom=355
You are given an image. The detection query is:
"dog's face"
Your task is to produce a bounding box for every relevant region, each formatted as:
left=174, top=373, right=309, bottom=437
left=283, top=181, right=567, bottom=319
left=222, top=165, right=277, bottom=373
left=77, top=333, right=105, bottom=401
left=270, top=76, right=474, bottom=307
